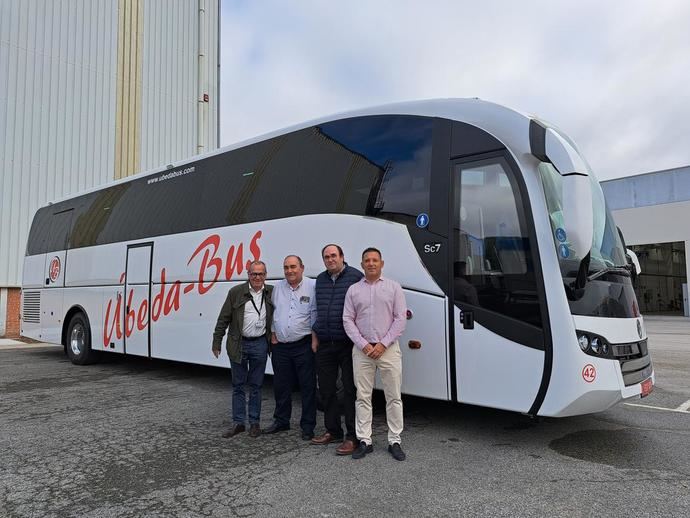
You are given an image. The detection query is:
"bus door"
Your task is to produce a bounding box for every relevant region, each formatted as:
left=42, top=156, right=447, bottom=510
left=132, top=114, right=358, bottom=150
left=41, top=209, right=73, bottom=343
left=451, top=154, right=545, bottom=412
left=123, top=243, right=153, bottom=357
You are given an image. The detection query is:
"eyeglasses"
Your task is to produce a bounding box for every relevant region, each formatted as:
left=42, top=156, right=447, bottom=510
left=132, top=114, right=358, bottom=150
left=249, top=272, right=266, bottom=277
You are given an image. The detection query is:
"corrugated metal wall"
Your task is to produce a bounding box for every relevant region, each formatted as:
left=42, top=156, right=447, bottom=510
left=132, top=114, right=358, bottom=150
left=0, top=0, right=118, bottom=287
left=141, top=0, right=218, bottom=172
left=0, top=0, right=219, bottom=287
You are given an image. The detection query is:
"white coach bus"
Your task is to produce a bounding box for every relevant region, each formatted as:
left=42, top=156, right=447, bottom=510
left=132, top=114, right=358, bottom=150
left=21, top=99, right=653, bottom=417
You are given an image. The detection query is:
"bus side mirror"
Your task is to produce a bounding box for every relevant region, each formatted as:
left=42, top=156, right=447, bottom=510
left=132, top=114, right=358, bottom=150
left=530, top=120, right=593, bottom=260
left=626, top=248, right=641, bottom=276
left=626, top=248, right=641, bottom=288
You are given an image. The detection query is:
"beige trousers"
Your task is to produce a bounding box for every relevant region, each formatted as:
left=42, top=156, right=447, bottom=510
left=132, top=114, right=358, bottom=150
left=352, top=340, right=403, bottom=445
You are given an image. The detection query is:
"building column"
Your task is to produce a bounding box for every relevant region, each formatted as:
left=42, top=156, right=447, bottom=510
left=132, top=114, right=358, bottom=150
left=114, top=0, right=144, bottom=180
left=683, top=240, right=690, bottom=317
left=0, top=288, right=7, bottom=336
left=0, top=288, right=20, bottom=338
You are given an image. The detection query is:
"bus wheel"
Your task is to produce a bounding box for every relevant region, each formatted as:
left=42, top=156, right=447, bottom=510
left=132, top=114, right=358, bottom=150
left=65, top=313, right=100, bottom=365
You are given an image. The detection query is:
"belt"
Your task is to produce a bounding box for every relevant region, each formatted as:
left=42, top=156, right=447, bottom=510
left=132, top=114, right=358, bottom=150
left=278, top=334, right=311, bottom=345
left=321, top=339, right=353, bottom=347
left=242, top=335, right=265, bottom=340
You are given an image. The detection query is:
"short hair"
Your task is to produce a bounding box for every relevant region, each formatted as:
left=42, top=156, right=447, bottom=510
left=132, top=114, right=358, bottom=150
left=361, top=247, right=382, bottom=260
left=248, top=260, right=267, bottom=272
left=283, top=255, right=303, bottom=267
left=321, top=243, right=344, bottom=258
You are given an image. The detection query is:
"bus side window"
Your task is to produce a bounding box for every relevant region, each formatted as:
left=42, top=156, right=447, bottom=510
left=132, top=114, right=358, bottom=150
left=45, top=209, right=73, bottom=253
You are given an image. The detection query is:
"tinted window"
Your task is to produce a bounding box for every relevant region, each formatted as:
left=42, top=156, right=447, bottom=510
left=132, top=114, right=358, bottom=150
left=26, top=208, right=52, bottom=255
left=61, top=115, right=435, bottom=249
left=70, top=165, right=202, bottom=247
left=26, top=208, right=73, bottom=255
left=453, top=156, right=541, bottom=328
left=320, top=115, right=434, bottom=220
left=203, top=127, right=383, bottom=224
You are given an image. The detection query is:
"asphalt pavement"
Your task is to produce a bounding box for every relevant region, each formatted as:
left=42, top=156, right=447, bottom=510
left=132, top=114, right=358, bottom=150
left=1, top=316, right=688, bottom=517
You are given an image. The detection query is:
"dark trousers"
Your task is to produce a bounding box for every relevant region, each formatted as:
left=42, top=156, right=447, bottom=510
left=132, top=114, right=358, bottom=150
left=271, top=335, right=316, bottom=434
left=230, top=336, right=269, bottom=425
left=316, top=340, right=356, bottom=440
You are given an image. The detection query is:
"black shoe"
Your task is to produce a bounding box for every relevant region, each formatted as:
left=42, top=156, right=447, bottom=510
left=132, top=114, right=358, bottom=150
left=248, top=424, right=261, bottom=438
left=263, top=422, right=290, bottom=434
left=352, top=441, right=373, bottom=459
left=222, top=423, right=245, bottom=438
left=388, top=443, right=406, bottom=461
left=301, top=431, right=314, bottom=441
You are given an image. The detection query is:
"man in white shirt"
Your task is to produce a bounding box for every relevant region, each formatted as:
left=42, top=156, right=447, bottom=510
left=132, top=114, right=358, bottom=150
left=265, top=255, right=318, bottom=440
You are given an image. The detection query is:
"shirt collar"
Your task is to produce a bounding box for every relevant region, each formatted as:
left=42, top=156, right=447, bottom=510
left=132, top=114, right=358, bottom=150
left=363, top=275, right=384, bottom=285
left=249, top=284, right=264, bottom=295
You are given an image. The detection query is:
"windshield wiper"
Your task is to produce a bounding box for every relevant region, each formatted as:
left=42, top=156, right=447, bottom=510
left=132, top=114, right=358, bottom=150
left=587, top=265, right=631, bottom=281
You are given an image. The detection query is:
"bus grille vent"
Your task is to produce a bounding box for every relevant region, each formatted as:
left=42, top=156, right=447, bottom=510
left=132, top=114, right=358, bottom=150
left=22, top=291, right=41, bottom=323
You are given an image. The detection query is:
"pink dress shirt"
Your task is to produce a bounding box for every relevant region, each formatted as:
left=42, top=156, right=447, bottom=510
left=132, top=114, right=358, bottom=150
left=342, top=276, right=407, bottom=351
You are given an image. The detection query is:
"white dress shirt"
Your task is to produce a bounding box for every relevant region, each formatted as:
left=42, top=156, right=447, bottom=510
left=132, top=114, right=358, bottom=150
left=272, top=278, right=316, bottom=343
left=242, top=285, right=267, bottom=337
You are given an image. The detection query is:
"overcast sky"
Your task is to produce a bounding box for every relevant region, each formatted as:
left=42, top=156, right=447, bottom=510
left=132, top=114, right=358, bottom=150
left=219, top=0, right=690, bottom=181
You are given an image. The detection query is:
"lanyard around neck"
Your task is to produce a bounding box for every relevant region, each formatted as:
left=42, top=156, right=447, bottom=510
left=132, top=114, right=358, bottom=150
left=250, top=291, right=264, bottom=316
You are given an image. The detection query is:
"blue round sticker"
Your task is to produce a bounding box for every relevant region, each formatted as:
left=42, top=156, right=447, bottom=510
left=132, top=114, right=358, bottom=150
left=416, top=213, right=430, bottom=228
left=558, top=244, right=570, bottom=258
left=555, top=228, right=567, bottom=242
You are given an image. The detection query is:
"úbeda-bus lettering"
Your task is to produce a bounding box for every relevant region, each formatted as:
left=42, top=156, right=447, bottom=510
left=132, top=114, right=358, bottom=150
left=103, top=230, right=262, bottom=347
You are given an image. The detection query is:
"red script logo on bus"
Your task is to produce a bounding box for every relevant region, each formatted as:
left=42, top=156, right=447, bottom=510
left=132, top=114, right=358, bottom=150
left=102, top=230, right=263, bottom=347
left=49, top=256, right=61, bottom=282
left=582, top=364, right=596, bottom=383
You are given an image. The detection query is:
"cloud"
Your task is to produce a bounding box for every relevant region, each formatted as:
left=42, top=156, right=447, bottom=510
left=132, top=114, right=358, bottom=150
left=220, top=0, right=690, bottom=180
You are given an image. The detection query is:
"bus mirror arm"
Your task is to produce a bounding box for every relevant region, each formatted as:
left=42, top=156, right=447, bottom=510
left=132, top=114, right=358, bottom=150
left=565, top=252, right=590, bottom=301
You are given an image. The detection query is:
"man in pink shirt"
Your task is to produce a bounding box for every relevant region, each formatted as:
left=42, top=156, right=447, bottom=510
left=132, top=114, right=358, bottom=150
left=343, top=247, right=407, bottom=461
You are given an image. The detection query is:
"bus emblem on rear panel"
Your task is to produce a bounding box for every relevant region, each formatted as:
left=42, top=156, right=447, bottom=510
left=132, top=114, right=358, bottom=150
left=49, top=257, right=61, bottom=283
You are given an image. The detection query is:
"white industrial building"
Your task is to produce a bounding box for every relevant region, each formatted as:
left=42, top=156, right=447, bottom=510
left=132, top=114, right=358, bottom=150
left=0, top=0, right=219, bottom=336
left=601, top=165, right=690, bottom=317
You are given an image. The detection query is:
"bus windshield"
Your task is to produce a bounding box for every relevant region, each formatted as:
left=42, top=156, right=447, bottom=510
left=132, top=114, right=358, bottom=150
left=539, top=162, right=639, bottom=318
left=539, top=162, right=627, bottom=275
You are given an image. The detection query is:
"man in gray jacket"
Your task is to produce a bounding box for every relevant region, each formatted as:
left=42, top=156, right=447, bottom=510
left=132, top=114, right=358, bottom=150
left=212, top=260, right=274, bottom=438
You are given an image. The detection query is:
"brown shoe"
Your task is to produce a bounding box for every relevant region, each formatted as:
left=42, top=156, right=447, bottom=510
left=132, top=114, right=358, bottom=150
left=248, top=424, right=261, bottom=438
left=310, top=432, right=340, bottom=445
left=222, top=423, right=245, bottom=438
left=336, top=439, right=356, bottom=455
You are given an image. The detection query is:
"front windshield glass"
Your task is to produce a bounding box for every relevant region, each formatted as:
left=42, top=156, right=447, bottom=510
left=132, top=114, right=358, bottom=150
left=539, top=162, right=627, bottom=276
left=539, top=161, right=639, bottom=318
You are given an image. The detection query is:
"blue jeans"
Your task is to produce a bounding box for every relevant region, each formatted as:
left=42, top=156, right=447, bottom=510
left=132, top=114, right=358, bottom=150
left=230, top=336, right=268, bottom=425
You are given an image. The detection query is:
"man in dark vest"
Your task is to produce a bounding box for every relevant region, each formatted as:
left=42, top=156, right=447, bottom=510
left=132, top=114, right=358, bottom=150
left=310, top=244, right=363, bottom=455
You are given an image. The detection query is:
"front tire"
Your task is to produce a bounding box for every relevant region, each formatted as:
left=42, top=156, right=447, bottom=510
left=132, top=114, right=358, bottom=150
left=65, top=312, right=100, bottom=365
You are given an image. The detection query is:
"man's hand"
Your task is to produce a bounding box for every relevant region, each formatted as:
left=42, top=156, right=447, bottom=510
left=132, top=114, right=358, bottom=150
left=369, top=343, right=386, bottom=360
left=271, top=332, right=278, bottom=345
left=212, top=348, right=220, bottom=359
left=311, top=334, right=319, bottom=353
left=362, top=343, right=374, bottom=357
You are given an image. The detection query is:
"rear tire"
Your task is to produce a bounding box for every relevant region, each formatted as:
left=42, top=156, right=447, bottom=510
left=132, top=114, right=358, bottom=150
left=65, top=312, right=100, bottom=365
